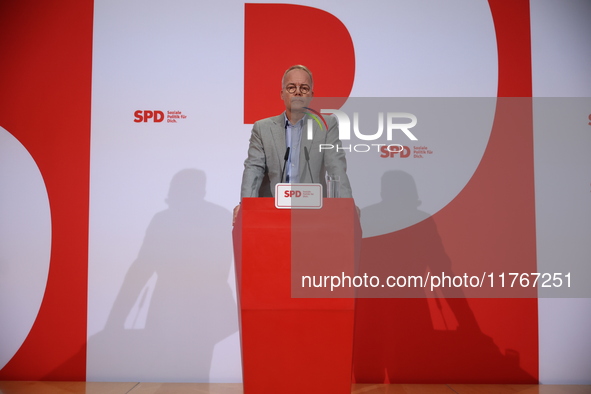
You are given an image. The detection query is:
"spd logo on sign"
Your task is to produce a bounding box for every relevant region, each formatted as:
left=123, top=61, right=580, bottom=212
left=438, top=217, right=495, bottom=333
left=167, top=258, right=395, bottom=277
left=275, top=184, right=323, bottom=209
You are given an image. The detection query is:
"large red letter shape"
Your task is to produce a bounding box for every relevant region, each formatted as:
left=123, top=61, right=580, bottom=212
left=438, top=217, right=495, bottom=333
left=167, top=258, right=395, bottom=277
left=244, top=4, right=355, bottom=124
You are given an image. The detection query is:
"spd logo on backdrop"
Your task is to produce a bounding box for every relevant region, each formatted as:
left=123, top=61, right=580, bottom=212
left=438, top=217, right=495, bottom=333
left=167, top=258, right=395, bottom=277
left=133, top=110, right=188, bottom=123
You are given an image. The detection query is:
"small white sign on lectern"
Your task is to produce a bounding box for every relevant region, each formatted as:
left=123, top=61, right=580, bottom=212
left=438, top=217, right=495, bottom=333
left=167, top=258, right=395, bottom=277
left=275, top=183, right=323, bottom=209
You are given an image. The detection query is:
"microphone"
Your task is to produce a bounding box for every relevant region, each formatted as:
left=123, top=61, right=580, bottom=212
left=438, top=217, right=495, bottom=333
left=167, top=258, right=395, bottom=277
left=304, top=146, right=314, bottom=183
left=280, top=147, right=290, bottom=183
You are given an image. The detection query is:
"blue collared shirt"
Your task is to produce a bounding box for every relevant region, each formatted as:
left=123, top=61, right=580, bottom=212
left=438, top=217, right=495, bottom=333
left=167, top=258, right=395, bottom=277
left=284, top=113, right=304, bottom=183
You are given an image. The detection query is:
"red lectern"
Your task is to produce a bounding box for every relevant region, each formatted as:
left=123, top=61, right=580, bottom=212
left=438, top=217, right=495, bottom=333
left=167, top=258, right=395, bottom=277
left=232, top=197, right=361, bottom=394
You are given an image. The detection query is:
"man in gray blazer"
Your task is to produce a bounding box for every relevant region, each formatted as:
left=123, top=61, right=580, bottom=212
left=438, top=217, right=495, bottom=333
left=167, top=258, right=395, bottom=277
left=236, top=65, right=353, bottom=214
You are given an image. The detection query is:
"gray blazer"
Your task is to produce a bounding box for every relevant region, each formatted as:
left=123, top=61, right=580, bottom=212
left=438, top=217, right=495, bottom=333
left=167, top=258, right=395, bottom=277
left=240, top=113, right=353, bottom=198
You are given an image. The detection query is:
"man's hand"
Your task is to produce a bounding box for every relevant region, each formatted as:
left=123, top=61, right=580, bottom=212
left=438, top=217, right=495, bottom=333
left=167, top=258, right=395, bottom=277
left=232, top=204, right=241, bottom=226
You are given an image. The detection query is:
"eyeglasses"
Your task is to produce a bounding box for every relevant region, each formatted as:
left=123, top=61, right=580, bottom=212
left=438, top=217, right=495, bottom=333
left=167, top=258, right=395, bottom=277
left=284, top=84, right=311, bottom=95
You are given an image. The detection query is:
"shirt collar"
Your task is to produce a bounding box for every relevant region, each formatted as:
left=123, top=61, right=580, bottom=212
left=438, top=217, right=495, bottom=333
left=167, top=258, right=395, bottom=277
left=283, top=111, right=307, bottom=127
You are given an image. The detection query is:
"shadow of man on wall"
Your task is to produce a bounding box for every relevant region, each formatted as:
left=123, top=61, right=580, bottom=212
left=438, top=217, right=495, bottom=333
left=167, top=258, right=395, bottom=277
left=353, top=170, right=535, bottom=383
left=87, top=169, right=237, bottom=382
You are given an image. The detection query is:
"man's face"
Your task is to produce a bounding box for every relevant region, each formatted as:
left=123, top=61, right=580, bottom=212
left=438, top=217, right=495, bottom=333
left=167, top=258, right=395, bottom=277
left=280, top=69, right=313, bottom=113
